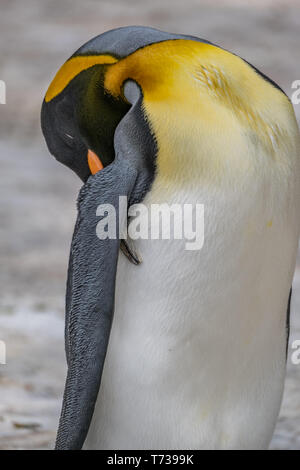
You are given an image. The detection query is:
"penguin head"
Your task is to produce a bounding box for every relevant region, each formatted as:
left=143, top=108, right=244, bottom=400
left=41, top=26, right=214, bottom=183
left=41, top=54, right=130, bottom=182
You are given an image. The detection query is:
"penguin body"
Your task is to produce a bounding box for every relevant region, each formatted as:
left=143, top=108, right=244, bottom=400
left=41, top=27, right=300, bottom=450
left=85, top=99, right=299, bottom=451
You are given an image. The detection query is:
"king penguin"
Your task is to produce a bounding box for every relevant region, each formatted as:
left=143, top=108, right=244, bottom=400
left=41, top=26, right=300, bottom=450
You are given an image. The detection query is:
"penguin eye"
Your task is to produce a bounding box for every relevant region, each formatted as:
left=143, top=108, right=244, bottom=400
left=64, top=133, right=74, bottom=140
left=58, top=129, right=76, bottom=148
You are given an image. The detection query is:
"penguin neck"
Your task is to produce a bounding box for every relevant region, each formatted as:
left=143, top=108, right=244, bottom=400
left=104, top=39, right=296, bottom=186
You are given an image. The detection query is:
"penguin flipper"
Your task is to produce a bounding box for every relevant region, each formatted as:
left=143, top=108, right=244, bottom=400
left=55, top=162, right=137, bottom=450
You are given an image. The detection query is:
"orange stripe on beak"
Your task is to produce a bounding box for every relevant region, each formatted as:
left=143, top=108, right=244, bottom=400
left=87, top=149, right=104, bottom=175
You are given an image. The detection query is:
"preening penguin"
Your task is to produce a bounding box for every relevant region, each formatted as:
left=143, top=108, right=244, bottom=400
left=41, top=26, right=300, bottom=450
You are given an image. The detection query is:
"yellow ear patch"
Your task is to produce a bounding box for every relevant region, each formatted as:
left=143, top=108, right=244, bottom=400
left=45, top=54, right=117, bottom=102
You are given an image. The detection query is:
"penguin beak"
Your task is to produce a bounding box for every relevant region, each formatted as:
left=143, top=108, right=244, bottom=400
left=87, top=149, right=104, bottom=175
left=55, top=148, right=138, bottom=450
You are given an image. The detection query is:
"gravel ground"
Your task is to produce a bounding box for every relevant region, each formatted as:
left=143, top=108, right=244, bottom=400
left=0, top=0, right=300, bottom=449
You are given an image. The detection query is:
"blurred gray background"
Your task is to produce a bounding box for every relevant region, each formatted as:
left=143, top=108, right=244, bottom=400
left=0, top=0, right=299, bottom=449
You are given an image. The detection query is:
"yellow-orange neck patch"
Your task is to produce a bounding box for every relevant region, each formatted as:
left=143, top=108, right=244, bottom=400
left=104, top=40, right=290, bottom=156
